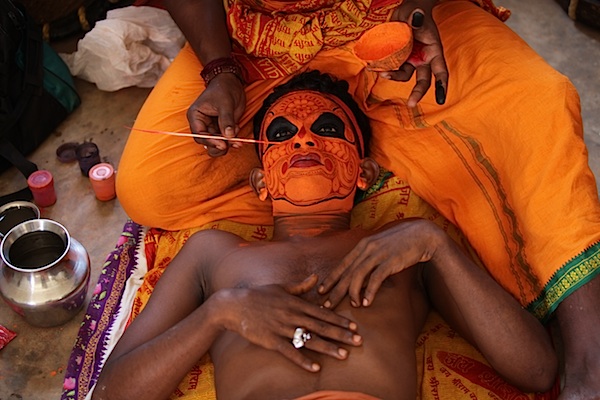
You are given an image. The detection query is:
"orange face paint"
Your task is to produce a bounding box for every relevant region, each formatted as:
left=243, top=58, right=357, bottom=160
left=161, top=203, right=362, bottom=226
left=258, top=91, right=363, bottom=215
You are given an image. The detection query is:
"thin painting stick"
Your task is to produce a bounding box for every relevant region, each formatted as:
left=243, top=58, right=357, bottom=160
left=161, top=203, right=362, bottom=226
left=126, top=126, right=272, bottom=145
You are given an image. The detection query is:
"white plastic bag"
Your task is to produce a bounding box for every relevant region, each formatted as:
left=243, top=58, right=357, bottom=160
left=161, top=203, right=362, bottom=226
left=60, top=6, right=185, bottom=91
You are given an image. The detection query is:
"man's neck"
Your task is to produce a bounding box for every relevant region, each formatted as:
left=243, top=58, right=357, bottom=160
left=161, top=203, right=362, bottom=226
left=272, top=213, right=352, bottom=240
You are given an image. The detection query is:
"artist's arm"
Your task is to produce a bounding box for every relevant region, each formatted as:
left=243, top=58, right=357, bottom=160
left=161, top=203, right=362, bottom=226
left=163, top=0, right=245, bottom=157
left=92, top=231, right=360, bottom=400
left=319, top=219, right=557, bottom=392
left=389, top=0, right=448, bottom=106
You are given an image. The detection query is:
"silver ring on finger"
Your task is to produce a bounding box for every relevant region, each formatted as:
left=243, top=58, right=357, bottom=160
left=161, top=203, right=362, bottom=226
left=292, top=327, right=312, bottom=349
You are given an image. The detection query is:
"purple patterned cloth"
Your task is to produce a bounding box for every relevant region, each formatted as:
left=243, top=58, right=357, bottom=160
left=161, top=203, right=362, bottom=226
left=61, top=220, right=146, bottom=400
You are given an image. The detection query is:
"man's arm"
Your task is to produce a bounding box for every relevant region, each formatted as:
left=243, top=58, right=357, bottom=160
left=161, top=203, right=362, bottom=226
left=164, top=0, right=231, bottom=63
left=91, top=232, right=225, bottom=400
left=163, top=0, right=245, bottom=156
left=421, top=226, right=558, bottom=392
left=319, top=219, right=557, bottom=392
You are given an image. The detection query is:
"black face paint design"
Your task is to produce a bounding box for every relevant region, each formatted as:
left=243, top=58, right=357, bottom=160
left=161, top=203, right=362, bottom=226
left=310, top=112, right=346, bottom=139
left=265, top=113, right=346, bottom=141
left=265, top=116, right=298, bottom=142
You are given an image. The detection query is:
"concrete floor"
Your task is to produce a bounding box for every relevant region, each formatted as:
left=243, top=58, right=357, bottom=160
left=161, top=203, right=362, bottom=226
left=0, top=0, right=598, bottom=398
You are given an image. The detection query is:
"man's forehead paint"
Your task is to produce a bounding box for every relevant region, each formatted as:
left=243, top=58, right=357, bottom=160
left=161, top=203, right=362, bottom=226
left=259, top=90, right=365, bottom=157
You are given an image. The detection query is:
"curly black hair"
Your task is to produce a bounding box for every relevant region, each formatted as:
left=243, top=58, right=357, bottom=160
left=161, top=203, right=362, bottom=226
left=253, top=70, right=371, bottom=157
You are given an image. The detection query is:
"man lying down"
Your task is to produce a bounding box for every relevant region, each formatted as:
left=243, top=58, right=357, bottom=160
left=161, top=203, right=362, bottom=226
left=92, top=71, right=557, bottom=400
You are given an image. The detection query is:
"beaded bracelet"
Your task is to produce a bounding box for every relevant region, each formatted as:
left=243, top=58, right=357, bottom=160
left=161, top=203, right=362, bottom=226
left=200, top=57, right=245, bottom=85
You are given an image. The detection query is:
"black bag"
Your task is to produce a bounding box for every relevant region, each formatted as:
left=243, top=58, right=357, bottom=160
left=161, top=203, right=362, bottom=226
left=0, top=0, right=81, bottom=204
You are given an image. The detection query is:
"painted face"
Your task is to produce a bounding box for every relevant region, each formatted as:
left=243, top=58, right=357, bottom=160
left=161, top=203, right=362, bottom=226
left=258, top=90, right=364, bottom=214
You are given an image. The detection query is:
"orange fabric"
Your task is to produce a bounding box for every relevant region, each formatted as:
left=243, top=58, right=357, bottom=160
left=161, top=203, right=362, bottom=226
left=227, top=0, right=509, bottom=82
left=117, top=0, right=600, bottom=314
left=415, top=312, right=560, bottom=400
left=127, top=175, right=558, bottom=400
left=227, top=0, right=398, bottom=82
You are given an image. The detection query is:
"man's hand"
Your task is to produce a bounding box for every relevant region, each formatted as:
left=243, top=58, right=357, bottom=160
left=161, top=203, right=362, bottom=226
left=187, top=73, right=246, bottom=157
left=318, top=219, right=442, bottom=309
left=386, top=0, right=448, bottom=107
left=212, top=274, right=363, bottom=372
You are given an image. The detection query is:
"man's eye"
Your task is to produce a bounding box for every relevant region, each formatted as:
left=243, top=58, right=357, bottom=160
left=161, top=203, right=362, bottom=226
left=311, top=113, right=345, bottom=139
left=317, top=125, right=338, bottom=135
left=266, top=117, right=298, bottom=142
left=274, top=130, right=294, bottom=140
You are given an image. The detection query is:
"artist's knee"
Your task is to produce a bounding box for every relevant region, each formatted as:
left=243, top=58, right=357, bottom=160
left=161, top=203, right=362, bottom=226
left=524, top=67, right=580, bottom=110
left=523, top=352, right=559, bottom=393
left=115, top=164, right=162, bottom=226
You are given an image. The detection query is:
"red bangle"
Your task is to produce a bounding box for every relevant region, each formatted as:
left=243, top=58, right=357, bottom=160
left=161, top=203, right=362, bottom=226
left=200, top=57, right=245, bottom=85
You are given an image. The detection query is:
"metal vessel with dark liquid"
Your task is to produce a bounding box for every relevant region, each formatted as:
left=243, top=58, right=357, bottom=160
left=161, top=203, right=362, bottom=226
left=0, top=219, right=90, bottom=327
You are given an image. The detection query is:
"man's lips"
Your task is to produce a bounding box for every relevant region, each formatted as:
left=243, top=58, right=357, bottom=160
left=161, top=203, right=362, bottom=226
left=289, top=153, right=323, bottom=168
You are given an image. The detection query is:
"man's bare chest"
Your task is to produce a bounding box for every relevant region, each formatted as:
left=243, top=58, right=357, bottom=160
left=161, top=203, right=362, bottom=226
left=208, top=235, right=363, bottom=298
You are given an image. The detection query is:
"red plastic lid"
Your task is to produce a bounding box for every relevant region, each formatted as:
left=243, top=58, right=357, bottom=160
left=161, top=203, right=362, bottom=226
left=89, top=163, right=114, bottom=181
left=27, top=170, right=54, bottom=189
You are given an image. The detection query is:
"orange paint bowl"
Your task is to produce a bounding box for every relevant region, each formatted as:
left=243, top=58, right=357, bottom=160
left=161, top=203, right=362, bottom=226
left=353, top=22, right=414, bottom=72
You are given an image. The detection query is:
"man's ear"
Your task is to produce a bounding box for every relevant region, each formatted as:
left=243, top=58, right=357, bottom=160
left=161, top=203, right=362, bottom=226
left=357, top=157, right=380, bottom=190
left=249, top=168, right=269, bottom=201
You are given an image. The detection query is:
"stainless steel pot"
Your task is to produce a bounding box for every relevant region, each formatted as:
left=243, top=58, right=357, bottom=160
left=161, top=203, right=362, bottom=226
left=0, top=219, right=90, bottom=327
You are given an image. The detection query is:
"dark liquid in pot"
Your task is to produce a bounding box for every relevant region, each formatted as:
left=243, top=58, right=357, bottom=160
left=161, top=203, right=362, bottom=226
left=8, top=231, right=66, bottom=269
